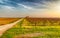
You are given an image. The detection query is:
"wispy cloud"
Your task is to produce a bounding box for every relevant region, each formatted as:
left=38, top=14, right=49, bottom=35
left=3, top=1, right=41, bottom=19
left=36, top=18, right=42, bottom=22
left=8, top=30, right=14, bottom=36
left=3, top=6, right=15, bottom=10
left=0, top=0, right=59, bottom=17
left=0, top=0, right=3, bottom=3
left=18, top=4, right=34, bottom=10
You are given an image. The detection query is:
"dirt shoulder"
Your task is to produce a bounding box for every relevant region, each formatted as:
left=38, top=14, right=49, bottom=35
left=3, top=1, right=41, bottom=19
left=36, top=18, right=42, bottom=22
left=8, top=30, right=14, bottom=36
left=14, top=32, right=45, bottom=38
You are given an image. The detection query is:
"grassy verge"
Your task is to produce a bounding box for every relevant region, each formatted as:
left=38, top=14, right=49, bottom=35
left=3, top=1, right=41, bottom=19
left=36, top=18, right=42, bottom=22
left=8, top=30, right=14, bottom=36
left=1, top=25, right=60, bottom=38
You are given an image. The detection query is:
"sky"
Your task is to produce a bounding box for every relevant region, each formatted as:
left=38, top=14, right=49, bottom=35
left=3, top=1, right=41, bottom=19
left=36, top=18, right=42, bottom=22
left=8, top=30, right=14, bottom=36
left=0, top=0, right=60, bottom=18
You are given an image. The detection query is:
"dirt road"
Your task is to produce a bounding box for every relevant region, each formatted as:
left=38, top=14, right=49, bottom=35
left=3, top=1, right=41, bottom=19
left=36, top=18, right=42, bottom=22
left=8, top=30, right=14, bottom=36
left=0, top=18, right=23, bottom=36
left=14, top=32, right=45, bottom=38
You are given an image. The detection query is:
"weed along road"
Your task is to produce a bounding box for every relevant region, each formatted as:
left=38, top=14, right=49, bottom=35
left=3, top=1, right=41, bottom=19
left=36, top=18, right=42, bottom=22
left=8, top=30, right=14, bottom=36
left=0, top=18, right=23, bottom=37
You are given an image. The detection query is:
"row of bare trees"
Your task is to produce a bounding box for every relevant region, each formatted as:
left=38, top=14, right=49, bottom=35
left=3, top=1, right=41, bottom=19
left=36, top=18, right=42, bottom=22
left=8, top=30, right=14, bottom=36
left=29, top=20, right=60, bottom=26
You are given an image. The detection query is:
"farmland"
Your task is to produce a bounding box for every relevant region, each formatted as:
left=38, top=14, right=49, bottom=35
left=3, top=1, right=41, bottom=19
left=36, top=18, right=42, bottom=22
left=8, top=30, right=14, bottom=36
left=1, top=17, right=60, bottom=38
left=0, top=18, right=20, bottom=25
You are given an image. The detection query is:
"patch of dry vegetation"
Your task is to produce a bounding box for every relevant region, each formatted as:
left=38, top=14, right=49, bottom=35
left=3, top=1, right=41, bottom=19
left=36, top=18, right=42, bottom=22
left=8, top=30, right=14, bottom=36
left=0, top=18, right=20, bottom=25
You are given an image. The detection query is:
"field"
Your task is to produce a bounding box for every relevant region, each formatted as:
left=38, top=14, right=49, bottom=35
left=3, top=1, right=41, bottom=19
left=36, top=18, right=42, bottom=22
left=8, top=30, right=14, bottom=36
left=1, top=17, right=60, bottom=38
left=0, top=18, right=20, bottom=25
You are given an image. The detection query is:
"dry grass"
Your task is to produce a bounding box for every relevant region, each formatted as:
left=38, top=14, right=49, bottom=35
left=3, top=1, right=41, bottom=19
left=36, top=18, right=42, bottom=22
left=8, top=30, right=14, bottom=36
left=0, top=18, right=20, bottom=25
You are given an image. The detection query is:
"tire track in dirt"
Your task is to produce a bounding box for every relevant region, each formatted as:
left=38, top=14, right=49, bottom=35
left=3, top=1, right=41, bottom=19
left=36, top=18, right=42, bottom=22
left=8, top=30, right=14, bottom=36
left=14, top=32, right=45, bottom=38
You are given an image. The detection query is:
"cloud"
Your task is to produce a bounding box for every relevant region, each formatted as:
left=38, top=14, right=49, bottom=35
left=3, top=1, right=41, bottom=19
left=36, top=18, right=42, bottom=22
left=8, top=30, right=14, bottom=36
left=0, top=0, right=4, bottom=3
left=0, top=0, right=58, bottom=10
left=0, top=0, right=59, bottom=17
left=3, top=6, right=15, bottom=10
left=18, top=4, right=34, bottom=10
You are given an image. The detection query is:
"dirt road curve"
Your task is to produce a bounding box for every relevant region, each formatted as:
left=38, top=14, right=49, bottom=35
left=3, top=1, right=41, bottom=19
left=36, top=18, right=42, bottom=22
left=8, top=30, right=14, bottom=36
left=0, top=18, right=23, bottom=37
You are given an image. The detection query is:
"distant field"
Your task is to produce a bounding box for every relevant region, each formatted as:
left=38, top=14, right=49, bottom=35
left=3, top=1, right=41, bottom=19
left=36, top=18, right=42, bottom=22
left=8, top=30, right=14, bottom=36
left=1, top=17, right=60, bottom=38
left=0, top=18, right=20, bottom=25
